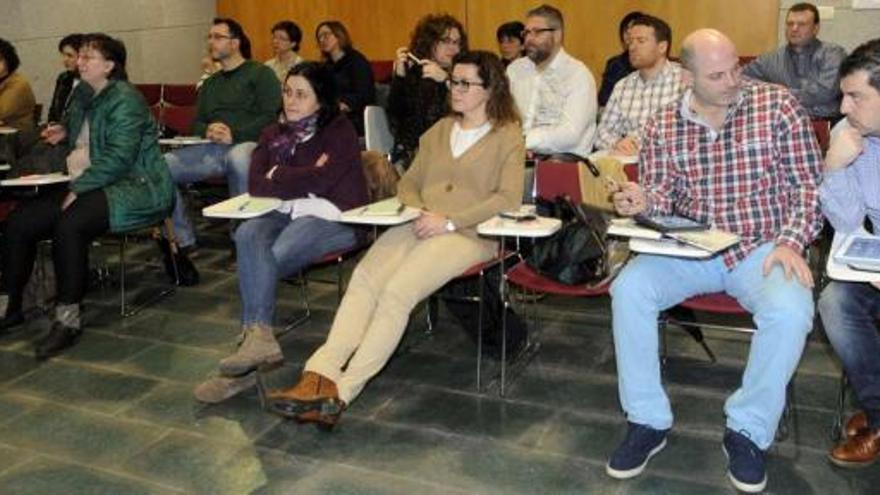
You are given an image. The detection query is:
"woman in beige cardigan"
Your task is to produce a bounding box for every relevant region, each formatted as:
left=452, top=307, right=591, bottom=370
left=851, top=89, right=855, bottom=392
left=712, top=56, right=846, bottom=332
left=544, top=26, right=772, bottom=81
left=266, top=50, right=524, bottom=429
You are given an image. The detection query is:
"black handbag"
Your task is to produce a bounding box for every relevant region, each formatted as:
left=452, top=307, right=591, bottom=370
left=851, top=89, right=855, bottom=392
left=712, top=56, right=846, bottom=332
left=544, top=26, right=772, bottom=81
left=526, top=195, right=610, bottom=285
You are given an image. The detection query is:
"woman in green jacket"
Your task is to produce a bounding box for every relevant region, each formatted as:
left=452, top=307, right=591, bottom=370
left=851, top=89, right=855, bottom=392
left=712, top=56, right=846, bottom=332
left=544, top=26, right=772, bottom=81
left=0, top=33, right=174, bottom=359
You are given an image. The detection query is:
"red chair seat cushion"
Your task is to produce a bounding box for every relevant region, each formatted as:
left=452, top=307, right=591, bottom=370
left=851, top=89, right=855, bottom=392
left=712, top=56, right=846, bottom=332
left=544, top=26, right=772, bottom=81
left=506, top=260, right=609, bottom=297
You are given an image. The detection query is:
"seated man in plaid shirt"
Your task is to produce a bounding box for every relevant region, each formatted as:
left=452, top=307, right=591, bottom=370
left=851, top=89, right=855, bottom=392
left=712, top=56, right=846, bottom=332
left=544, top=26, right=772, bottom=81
left=594, top=14, right=683, bottom=155
left=605, top=29, right=823, bottom=493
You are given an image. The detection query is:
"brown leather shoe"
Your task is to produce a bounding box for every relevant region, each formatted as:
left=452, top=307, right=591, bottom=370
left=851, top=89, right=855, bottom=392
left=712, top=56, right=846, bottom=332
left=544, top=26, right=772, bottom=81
left=267, top=371, right=338, bottom=402
left=267, top=371, right=344, bottom=429
left=846, top=411, right=868, bottom=438
left=829, top=428, right=880, bottom=467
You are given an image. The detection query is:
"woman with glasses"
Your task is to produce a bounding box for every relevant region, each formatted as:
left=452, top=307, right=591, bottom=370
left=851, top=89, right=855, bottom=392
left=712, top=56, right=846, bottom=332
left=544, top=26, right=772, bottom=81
left=265, top=51, right=524, bottom=430
left=316, top=21, right=375, bottom=136
left=265, top=21, right=304, bottom=83
left=388, top=13, right=468, bottom=169
left=193, top=62, right=369, bottom=404
left=0, top=33, right=173, bottom=359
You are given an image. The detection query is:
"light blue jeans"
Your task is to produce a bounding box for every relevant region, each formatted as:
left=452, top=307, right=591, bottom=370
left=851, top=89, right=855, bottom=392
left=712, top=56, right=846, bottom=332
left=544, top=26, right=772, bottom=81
left=235, top=212, right=358, bottom=326
left=609, top=242, right=814, bottom=449
left=165, top=142, right=257, bottom=248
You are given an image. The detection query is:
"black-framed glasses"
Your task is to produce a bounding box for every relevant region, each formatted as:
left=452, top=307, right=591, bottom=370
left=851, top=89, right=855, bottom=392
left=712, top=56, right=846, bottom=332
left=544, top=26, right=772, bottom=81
left=521, top=27, right=556, bottom=38
left=207, top=33, right=233, bottom=41
left=446, top=78, right=484, bottom=92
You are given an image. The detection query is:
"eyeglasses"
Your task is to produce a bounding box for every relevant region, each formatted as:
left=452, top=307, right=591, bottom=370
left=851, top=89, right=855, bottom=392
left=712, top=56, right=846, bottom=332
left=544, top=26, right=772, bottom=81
left=438, top=37, right=461, bottom=47
left=206, top=33, right=233, bottom=41
left=446, top=78, right=484, bottom=92
left=521, top=27, right=556, bottom=38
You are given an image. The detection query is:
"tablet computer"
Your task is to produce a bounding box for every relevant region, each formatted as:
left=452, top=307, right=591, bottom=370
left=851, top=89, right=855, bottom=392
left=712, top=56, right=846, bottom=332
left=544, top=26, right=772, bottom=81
left=834, top=234, right=880, bottom=272
left=634, top=214, right=709, bottom=233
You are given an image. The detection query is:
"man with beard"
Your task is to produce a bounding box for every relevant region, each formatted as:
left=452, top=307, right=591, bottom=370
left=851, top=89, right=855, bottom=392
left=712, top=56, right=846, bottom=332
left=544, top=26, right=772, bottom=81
left=606, top=29, right=822, bottom=493
left=594, top=14, right=683, bottom=155
left=164, top=18, right=281, bottom=260
left=506, top=4, right=597, bottom=158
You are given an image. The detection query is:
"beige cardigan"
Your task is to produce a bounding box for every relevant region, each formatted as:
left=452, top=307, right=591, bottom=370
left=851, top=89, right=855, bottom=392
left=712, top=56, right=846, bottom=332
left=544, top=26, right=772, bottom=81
left=397, top=116, right=525, bottom=239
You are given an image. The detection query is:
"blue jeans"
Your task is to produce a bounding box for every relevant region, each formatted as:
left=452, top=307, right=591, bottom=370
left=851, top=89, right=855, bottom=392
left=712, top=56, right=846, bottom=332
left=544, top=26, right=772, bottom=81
left=235, top=212, right=358, bottom=326
left=609, top=243, right=814, bottom=449
left=165, top=142, right=256, bottom=247
left=818, top=281, right=880, bottom=429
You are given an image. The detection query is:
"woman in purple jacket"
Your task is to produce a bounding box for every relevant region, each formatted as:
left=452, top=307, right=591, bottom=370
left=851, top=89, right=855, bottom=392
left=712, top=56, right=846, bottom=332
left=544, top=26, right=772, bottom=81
left=194, top=62, right=368, bottom=403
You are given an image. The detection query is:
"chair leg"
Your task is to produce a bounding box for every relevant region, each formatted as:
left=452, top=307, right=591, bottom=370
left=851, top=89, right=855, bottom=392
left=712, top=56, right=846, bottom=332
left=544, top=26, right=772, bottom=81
left=476, top=270, right=485, bottom=392
left=119, top=235, right=127, bottom=317
left=118, top=220, right=178, bottom=318
left=831, top=372, right=848, bottom=441
left=278, top=274, right=311, bottom=337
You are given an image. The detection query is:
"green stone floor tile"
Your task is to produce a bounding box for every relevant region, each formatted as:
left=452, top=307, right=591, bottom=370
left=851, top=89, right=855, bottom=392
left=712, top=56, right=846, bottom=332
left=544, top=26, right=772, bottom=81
left=0, top=402, right=164, bottom=467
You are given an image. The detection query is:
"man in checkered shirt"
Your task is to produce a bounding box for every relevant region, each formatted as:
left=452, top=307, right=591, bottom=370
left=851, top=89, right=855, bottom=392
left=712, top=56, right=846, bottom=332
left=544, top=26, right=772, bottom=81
left=604, top=29, right=823, bottom=493
left=594, top=14, right=683, bottom=155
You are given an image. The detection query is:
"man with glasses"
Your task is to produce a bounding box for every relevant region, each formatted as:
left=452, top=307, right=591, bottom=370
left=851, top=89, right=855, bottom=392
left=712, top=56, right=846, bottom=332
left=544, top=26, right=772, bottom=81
left=606, top=29, right=822, bottom=492
left=743, top=2, right=846, bottom=119
left=164, top=17, right=281, bottom=266
left=594, top=14, right=683, bottom=156
left=506, top=4, right=597, bottom=158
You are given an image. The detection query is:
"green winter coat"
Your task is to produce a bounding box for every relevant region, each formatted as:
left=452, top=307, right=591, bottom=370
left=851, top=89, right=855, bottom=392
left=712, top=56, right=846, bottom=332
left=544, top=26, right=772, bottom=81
left=64, top=80, right=173, bottom=232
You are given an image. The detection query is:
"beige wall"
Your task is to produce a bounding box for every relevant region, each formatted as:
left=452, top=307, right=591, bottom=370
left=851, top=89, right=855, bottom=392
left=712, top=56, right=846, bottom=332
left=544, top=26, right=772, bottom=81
left=778, top=0, right=880, bottom=51
left=2, top=0, right=215, bottom=114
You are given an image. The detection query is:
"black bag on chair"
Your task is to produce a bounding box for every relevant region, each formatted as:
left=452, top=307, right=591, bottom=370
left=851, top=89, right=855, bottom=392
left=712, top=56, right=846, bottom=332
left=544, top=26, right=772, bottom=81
left=526, top=196, right=611, bottom=286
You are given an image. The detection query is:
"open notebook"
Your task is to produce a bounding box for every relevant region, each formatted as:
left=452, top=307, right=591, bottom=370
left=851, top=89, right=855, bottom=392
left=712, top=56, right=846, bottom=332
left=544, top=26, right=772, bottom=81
left=609, top=218, right=740, bottom=257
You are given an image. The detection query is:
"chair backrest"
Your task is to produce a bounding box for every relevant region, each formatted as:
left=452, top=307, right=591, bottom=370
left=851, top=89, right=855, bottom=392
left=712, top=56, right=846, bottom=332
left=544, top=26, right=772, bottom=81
left=811, top=118, right=831, bottom=155
left=534, top=160, right=584, bottom=202
left=370, top=61, right=394, bottom=84
left=364, top=105, right=394, bottom=157
left=135, top=83, right=162, bottom=106
left=162, top=84, right=198, bottom=106
left=161, top=106, right=195, bottom=136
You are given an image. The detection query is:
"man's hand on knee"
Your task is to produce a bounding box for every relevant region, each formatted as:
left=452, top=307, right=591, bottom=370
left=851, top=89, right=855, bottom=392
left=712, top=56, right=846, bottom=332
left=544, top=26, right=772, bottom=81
left=762, top=244, right=813, bottom=288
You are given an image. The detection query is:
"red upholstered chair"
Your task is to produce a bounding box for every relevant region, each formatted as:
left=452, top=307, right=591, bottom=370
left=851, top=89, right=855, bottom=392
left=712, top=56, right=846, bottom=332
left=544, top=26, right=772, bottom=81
left=162, top=84, right=198, bottom=106
left=811, top=118, right=832, bottom=156
left=161, top=106, right=196, bottom=136
left=369, top=61, right=394, bottom=84
left=496, top=159, right=612, bottom=394
left=135, top=83, right=162, bottom=106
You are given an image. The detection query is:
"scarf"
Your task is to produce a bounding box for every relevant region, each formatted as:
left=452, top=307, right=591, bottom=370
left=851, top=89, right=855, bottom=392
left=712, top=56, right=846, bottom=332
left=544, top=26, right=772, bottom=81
left=268, top=113, right=319, bottom=165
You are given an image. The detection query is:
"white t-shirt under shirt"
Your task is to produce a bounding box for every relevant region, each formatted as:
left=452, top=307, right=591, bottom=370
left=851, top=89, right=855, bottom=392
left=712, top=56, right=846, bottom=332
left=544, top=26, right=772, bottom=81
left=450, top=121, right=492, bottom=159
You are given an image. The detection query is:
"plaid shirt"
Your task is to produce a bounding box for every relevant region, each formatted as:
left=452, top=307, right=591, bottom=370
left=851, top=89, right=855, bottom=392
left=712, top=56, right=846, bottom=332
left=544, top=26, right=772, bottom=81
left=595, top=61, right=683, bottom=150
left=640, top=79, right=823, bottom=268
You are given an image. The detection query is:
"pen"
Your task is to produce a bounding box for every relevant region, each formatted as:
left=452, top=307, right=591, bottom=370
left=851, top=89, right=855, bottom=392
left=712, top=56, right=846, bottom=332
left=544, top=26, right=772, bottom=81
left=237, top=200, right=250, bottom=211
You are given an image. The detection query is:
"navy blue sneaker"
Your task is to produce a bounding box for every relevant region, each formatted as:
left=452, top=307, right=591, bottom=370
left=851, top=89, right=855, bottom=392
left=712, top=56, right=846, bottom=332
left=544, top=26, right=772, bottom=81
left=723, top=429, right=767, bottom=493
left=606, top=422, right=669, bottom=479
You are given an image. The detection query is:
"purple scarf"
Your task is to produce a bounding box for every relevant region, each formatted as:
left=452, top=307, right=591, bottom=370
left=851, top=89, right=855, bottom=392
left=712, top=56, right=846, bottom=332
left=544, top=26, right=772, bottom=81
left=268, top=113, right=319, bottom=165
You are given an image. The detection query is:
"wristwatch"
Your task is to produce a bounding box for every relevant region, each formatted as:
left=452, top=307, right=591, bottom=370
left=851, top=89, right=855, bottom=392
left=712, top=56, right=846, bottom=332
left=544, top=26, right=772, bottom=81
left=445, top=219, right=456, bottom=233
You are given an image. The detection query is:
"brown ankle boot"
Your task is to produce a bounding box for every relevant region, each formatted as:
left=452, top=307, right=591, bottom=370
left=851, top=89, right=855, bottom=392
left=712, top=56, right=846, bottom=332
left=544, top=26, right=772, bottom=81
left=829, top=428, right=880, bottom=467
left=846, top=411, right=868, bottom=439
left=267, top=371, right=344, bottom=429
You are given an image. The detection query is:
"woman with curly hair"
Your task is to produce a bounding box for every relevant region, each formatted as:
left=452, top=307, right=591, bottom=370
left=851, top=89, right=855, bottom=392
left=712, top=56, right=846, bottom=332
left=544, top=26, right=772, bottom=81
left=387, top=13, right=468, bottom=169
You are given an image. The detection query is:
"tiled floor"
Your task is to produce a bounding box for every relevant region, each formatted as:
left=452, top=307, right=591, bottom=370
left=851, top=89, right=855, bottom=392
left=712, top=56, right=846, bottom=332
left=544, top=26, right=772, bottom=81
left=0, top=230, right=877, bottom=494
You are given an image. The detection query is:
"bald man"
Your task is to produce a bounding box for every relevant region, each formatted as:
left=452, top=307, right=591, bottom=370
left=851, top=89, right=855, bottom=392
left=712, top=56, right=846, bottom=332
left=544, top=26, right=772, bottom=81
left=606, top=29, right=822, bottom=492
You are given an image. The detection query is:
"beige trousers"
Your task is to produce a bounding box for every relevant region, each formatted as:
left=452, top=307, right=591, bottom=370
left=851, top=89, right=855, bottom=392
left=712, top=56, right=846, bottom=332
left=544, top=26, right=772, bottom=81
left=304, top=224, right=496, bottom=403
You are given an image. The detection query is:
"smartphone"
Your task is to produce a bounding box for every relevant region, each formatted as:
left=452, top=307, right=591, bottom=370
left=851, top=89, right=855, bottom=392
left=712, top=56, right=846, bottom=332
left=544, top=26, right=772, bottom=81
left=406, top=52, right=423, bottom=65
left=634, top=214, right=709, bottom=233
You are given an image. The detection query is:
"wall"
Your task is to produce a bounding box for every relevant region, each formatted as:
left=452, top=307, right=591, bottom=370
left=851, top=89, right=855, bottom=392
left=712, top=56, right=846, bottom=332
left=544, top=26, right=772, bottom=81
left=1, top=0, right=215, bottom=111
left=778, top=0, right=880, bottom=51
left=217, top=0, right=780, bottom=78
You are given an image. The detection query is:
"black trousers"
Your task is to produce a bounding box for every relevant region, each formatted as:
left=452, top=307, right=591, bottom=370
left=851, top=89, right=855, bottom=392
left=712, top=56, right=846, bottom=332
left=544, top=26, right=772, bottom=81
left=1, top=187, right=110, bottom=311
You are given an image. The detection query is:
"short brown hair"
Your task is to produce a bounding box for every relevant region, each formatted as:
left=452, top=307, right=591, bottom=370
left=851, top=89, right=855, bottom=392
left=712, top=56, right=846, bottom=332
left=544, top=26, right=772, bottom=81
left=449, top=50, right=520, bottom=128
left=788, top=2, right=820, bottom=24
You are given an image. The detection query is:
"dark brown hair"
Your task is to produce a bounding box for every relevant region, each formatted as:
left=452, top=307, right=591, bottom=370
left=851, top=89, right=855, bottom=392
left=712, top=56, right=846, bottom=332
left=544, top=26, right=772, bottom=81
left=80, top=33, right=128, bottom=81
left=449, top=50, right=520, bottom=128
left=408, top=13, right=468, bottom=61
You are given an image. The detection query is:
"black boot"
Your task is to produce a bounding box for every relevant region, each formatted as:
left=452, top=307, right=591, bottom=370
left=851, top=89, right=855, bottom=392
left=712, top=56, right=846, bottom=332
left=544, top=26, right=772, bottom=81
left=35, top=303, right=82, bottom=360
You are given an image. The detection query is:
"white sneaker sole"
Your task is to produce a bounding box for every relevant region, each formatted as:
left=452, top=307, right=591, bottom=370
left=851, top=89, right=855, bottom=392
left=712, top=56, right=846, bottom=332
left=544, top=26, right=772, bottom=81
left=723, top=445, right=767, bottom=493
left=606, top=437, right=667, bottom=479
